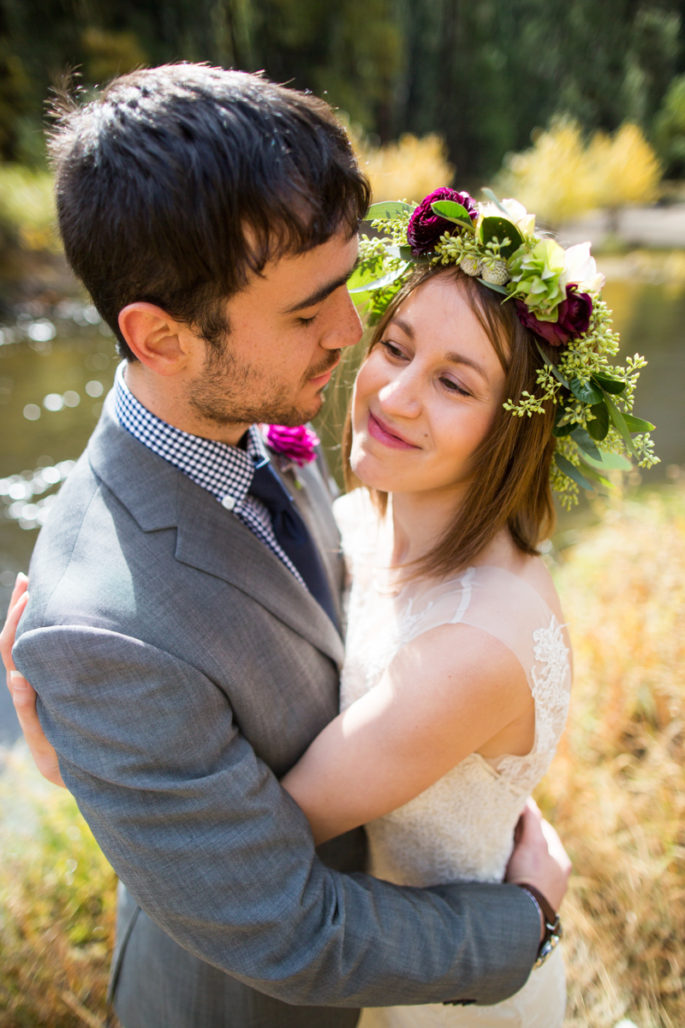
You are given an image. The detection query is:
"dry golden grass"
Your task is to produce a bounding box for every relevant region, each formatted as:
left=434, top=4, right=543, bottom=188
left=0, top=748, right=118, bottom=1027
left=0, top=483, right=682, bottom=1025
left=539, top=482, right=685, bottom=1026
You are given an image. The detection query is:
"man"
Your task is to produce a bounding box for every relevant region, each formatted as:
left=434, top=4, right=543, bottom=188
left=2, top=63, right=569, bottom=1027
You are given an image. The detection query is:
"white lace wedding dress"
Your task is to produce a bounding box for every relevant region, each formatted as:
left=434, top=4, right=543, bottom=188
left=335, top=490, right=572, bottom=1027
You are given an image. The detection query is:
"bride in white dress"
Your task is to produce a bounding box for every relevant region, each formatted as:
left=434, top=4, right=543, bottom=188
left=282, top=264, right=572, bottom=1026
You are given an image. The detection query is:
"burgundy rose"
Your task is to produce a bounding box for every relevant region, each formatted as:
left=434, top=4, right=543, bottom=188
left=515, top=285, right=593, bottom=347
left=264, top=424, right=320, bottom=466
left=407, top=188, right=478, bottom=256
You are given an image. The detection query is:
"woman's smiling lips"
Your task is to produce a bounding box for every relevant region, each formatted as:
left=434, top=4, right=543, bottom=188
left=367, top=411, right=421, bottom=450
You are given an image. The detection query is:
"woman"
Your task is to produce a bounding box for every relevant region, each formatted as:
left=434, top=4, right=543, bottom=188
left=2, top=189, right=656, bottom=1025
left=279, top=189, right=656, bottom=1025
left=281, top=269, right=570, bottom=1026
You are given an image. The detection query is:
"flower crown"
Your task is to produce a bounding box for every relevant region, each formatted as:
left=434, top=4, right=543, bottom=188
left=349, top=187, right=658, bottom=507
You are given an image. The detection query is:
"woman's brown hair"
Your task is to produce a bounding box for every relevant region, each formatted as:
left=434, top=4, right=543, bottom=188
left=343, top=264, right=559, bottom=578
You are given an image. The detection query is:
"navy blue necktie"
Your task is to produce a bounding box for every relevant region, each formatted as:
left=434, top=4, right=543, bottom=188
left=249, top=458, right=338, bottom=628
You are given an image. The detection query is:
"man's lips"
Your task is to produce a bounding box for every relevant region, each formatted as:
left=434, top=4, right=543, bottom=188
left=309, top=357, right=340, bottom=387
left=367, top=410, right=420, bottom=449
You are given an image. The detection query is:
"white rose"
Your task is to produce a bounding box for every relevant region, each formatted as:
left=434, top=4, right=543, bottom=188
left=561, top=242, right=605, bottom=294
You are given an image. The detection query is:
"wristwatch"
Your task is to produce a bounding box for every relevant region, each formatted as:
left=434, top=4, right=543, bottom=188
left=515, top=883, right=563, bottom=968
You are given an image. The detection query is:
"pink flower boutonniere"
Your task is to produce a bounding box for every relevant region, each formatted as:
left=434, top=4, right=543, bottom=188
left=263, top=423, right=320, bottom=466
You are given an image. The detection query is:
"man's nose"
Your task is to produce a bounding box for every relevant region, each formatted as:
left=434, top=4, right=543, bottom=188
left=322, top=289, right=363, bottom=351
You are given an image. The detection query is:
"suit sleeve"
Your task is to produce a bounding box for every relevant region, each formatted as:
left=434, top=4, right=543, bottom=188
left=14, top=623, right=539, bottom=1008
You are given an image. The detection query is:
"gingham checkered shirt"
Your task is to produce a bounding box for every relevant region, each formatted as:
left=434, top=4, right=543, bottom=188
left=114, top=364, right=306, bottom=587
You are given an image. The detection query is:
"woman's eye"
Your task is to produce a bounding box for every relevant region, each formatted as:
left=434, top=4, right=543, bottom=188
left=380, top=340, right=406, bottom=359
left=297, top=314, right=318, bottom=326
left=441, top=377, right=470, bottom=397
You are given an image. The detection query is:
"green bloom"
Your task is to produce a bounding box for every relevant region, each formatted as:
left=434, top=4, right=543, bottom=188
left=508, top=238, right=567, bottom=319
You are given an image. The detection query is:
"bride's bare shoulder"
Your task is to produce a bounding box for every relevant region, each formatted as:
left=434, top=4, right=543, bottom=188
left=476, top=531, right=564, bottom=621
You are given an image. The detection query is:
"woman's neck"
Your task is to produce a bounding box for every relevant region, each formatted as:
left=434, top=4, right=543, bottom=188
left=384, top=488, right=519, bottom=578
left=386, top=488, right=466, bottom=568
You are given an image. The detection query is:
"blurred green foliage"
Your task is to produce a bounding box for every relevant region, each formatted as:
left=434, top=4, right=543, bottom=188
left=655, top=74, right=685, bottom=178
left=0, top=0, right=682, bottom=180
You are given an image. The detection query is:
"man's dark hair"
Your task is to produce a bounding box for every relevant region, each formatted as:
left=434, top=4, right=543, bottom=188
left=48, top=64, right=370, bottom=358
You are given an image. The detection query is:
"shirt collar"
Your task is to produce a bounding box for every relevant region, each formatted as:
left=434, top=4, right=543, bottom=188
left=114, top=363, right=266, bottom=504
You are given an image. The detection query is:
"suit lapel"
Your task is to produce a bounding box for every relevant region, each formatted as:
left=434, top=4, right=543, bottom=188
left=87, top=396, right=345, bottom=667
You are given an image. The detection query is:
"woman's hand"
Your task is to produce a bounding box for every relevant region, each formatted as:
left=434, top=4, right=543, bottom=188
left=0, top=573, right=65, bottom=788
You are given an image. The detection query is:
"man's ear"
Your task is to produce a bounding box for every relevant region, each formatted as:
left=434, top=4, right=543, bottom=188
left=118, top=303, right=195, bottom=375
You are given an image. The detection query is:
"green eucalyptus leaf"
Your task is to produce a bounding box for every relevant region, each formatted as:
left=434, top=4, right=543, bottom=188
left=605, top=396, right=638, bottom=457
left=478, top=216, right=523, bottom=258
left=622, top=412, right=656, bottom=433
left=580, top=449, right=633, bottom=471
left=571, top=427, right=602, bottom=461
left=430, top=199, right=474, bottom=226
left=535, top=341, right=572, bottom=389
left=569, top=377, right=603, bottom=405
left=555, top=453, right=596, bottom=492
left=592, top=371, right=627, bottom=394
left=481, top=188, right=508, bottom=214
left=348, top=262, right=409, bottom=295
left=477, top=278, right=508, bottom=295
left=586, top=402, right=610, bottom=440
left=365, top=201, right=414, bottom=222
left=575, top=458, right=611, bottom=487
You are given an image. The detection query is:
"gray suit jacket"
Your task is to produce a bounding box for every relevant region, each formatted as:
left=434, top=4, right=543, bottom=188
left=14, top=391, right=539, bottom=1027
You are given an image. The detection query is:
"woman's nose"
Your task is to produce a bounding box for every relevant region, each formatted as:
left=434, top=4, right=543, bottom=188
left=377, top=371, right=421, bottom=418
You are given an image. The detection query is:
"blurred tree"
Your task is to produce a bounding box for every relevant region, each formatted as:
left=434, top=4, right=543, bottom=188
left=0, top=0, right=682, bottom=185
left=239, top=0, right=404, bottom=136
left=654, top=74, right=685, bottom=178
left=81, top=26, right=148, bottom=83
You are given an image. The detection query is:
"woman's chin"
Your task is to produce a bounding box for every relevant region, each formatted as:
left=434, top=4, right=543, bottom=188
left=349, top=450, right=394, bottom=493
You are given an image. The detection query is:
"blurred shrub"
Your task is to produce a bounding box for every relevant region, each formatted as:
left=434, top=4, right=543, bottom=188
left=0, top=162, right=58, bottom=252
left=586, top=123, right=662, bottom=213
left=350, top=129, right=454, bottom=204
left=654, top=75, right=685, bottom=180
left=0, top=746, right=118, bottom=1027
left=495, top=118, right=662, bottom=227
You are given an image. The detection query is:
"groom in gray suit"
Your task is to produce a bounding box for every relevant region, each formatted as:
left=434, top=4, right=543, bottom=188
left=9, top=63, right=568, bottom=1026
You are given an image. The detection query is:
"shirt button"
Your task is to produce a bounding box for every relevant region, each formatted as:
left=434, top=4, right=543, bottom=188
left=221, top=495, right=236, bottom=511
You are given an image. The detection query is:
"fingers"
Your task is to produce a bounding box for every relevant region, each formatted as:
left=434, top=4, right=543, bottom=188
left=9, top=570, right=28, bottom=606
left=505, top=802, right=572, bottom=914
left=540, top=816, right=572, bottom=878
left=9, top=668, right=65, bottom=789
left=9, top=668, right=38, bottom=722
left=1, top=574, right=29, bottom=679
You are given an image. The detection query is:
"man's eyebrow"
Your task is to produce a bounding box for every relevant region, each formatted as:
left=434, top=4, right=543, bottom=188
left=283, top=260, right=359, bottom=314
left=389, top=316, right=488, bottom=380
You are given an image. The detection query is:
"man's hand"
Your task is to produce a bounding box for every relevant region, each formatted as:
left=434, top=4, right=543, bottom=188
left=505, top=798, right=571, bottom=918
left=0, top=573, right=65, bottom=788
